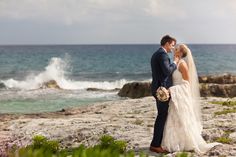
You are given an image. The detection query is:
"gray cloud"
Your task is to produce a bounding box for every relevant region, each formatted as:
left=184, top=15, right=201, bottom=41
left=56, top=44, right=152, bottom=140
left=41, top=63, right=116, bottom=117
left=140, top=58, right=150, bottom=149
left=0, top=0, right=236, bottom=44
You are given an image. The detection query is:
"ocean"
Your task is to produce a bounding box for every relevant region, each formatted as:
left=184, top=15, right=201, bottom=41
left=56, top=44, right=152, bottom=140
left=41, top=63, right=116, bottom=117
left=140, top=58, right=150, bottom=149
left=0, top=44, right=235, bottom=113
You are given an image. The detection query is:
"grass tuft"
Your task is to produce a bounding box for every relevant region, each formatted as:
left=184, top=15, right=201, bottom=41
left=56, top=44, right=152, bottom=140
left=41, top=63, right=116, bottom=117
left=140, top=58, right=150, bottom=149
left=215, top=130, right=234, bottom=144
left=8, top=134, right=134, bottom=157
left=210, top=100, right=236, bottom=107
left=215, top=137, right=232, bottom=144
left=176, top=152, right=192, bottom=157
left=6, top=135, right=197, bottom=157
left=214, top=108, right=236, bottom=116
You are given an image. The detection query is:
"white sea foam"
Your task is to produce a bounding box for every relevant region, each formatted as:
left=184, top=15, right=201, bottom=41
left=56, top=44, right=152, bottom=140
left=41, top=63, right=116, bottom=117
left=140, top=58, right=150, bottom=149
left=1, top=57, right=130, bottom=90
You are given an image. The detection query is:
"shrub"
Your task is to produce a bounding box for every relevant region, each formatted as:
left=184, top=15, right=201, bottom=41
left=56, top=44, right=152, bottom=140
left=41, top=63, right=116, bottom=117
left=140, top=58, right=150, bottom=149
left=97, top=135, right=127, bottom=153
left=176, top=152, right=192, bottom=157
left=211, top=100, right=236, bottom=107
left=8, top=134, right=133, bottom=157
left=216, top=137, right=233, bottom=144
left=214, top=109, right=236, bottom=116
left=31, top=135, right=59, bottom=153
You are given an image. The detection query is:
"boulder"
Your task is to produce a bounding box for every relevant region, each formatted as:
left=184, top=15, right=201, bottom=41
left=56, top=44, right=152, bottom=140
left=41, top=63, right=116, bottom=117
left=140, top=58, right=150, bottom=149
left=200, top=83, right=236, bottom=97
left=118, top=82, right=151, bottom=98
left=0, top=82, right=6, bottom=89
left=118, top=82, right=236, bottom=99
left=199, top=74, right=236, bottom=84
left=41, top=80, right=61, bottom=89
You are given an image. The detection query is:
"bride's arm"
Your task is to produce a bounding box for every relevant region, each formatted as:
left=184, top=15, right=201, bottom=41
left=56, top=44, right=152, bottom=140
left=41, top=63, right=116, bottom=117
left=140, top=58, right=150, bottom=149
left=178, top=61, right=189, bottom=81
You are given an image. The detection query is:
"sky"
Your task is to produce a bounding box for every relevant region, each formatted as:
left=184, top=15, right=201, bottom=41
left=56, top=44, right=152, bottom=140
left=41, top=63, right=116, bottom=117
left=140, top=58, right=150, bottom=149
left=0, top=0, right=236, bottom=45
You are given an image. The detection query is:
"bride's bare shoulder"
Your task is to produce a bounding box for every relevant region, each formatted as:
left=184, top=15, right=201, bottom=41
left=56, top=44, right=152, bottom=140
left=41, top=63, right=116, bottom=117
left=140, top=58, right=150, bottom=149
left=178, top=60, right=189, bottom=81
left=177, top=59, right=188, bottom=69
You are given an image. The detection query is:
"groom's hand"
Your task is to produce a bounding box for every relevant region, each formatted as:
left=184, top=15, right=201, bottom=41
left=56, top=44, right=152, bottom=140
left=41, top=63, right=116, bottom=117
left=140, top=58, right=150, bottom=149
left=174, top=55, right=180, bottom=64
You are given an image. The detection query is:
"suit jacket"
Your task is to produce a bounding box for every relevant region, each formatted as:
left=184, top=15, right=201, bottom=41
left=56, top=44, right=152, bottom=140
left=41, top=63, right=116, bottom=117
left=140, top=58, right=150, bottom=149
left=151, top=47, right=177, bottom=97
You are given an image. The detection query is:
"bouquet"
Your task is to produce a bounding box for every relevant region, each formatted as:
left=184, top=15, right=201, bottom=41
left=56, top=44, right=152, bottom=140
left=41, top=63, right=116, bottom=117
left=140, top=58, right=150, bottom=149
left=156, top=86, right=170, bottom=102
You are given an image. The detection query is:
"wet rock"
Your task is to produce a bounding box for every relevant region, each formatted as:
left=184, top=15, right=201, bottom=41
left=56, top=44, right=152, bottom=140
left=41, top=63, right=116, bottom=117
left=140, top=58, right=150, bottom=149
left=118, top=82, right=151, bottom=98
left=118, top=82, right=236, bottom=98
left=0, top=82, right=6, bottom=89
left=87, top=88, right=120, bottom=92
left=41, top=80, right=61, bottom=89
left=59, top=109, right=66, bottom=112
left=118, top=74, right=236, bottom=98
left=200, top=83, right=236, bottom=97
left=198, top=74, right=236, bottom=84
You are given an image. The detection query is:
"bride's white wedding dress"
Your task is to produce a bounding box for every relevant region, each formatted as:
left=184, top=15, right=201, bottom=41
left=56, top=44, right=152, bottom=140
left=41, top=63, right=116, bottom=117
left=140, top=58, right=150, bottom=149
left=161, top=59, right=220, bottom=154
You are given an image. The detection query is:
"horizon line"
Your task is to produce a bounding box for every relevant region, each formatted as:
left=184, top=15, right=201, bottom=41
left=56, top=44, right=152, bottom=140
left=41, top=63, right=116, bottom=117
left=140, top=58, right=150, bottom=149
left=1, top=43, right=236, bottom=46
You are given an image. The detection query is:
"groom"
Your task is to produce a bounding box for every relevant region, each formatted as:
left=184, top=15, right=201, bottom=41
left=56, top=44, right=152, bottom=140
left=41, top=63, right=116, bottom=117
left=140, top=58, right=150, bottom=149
left=150, top=35, right=179, bottom=153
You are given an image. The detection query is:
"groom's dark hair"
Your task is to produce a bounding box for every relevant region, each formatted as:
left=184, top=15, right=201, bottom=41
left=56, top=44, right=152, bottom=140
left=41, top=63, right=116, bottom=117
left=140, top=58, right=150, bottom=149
left=160, top=35, right=176, bottom=46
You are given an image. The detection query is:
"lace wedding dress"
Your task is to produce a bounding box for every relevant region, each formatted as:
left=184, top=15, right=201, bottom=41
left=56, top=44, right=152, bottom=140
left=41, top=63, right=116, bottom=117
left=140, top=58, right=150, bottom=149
left=161, top=59, right=220, bottom=154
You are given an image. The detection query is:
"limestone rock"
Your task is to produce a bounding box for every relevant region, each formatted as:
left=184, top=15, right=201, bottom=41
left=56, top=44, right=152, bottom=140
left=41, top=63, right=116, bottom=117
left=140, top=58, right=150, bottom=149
left=87, top=88, right=120, bottom=92
left=2, top=97, right=236, bottom=157
left=229, top=132, right=236, bottom=143
left=199, top=74, right=236, bottom=84
left=0, top=82, right=6, bottom=89
left=118, top=82, right=151, bottom=98
left=119, top=82, right=236, bottom=98
left=200, top=83, right=236, bottom=97
left=41, top=80, right=61, bottom=89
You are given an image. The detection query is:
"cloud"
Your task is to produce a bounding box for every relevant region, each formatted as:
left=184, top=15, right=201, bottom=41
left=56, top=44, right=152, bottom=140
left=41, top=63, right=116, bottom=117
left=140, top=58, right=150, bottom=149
left=0, top=0, right=88, bottom=25
left=144, top=0, right=187, bottom=19
left=1, top=0, right=235, bottom=24
left=0, top=0, right=236, bottom=44
left=144, top=0, right=236, bottom=21
left=0, top=0, right=145, bottom=25
left=0, top=0, right=192, bottom=25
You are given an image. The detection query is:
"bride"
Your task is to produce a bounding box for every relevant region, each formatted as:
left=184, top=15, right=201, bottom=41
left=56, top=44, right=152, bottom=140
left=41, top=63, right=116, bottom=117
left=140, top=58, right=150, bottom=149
left=161, top=44, right=220, bottom=154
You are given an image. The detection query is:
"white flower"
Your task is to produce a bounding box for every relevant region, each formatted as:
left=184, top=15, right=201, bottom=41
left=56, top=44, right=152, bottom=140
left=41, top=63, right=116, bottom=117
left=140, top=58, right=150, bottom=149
left=156, top=86, right=170, bottom=102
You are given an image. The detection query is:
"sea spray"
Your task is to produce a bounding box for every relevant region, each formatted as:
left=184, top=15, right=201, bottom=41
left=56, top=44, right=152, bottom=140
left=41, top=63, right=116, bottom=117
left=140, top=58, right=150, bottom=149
left=1, top=57, right=130, bottom=90
left=2, top=57, right=68, bottom=90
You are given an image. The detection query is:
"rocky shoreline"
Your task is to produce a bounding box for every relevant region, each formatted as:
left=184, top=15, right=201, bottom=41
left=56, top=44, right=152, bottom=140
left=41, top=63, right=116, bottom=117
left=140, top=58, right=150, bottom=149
left=0, top=74, right=235, bottom=156
left=118, top=74, right=236, bottom=98
left=0, top=96, right=236, bottom=157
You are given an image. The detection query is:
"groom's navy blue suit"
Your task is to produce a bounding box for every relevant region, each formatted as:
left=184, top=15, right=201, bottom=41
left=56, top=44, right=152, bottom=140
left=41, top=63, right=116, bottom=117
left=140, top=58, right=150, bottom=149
left=150, top=47, right=177, bottom=147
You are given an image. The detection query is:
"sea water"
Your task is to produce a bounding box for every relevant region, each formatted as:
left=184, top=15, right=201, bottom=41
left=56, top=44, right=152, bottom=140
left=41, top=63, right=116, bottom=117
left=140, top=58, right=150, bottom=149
left=0, top=44, right=235, bottom=113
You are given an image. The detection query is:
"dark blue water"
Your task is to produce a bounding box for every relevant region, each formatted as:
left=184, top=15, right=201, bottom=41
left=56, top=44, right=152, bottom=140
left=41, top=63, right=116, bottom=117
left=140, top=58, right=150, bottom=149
left=0, top=44, right=235, bottom=82
left=0, top=44, right=235, bottom=113
left=0, top=45, right=154, bottom=82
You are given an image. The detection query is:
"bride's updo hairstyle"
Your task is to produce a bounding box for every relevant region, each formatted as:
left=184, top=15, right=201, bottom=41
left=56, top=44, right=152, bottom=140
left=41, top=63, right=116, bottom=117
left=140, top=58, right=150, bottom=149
left=177, top=44, right=189, bottom=58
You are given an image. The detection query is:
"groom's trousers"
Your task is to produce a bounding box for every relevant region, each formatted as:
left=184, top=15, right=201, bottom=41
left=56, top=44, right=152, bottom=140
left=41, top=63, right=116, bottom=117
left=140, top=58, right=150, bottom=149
left=150, top=99, right=170, bottom=147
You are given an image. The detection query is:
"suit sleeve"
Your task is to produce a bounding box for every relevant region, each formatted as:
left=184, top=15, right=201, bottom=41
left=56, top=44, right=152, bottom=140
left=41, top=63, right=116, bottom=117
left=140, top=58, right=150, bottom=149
left=159, top=53, right=177, bottom=77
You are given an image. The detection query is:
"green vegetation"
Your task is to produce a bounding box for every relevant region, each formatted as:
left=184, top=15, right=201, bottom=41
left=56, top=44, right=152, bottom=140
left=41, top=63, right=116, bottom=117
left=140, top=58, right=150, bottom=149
left=7, top=135, right=193, bottom=157
left=215, top=130, right=234, bottom=144
left=214, top=108, right=236, bottom=116
left=210, top=100, right=236, bottom=107
left=8, top=135, right=135, bottom=157
left=32, top=135, right=59, bottom=152
left=176, top=152, right=192, bottom=157
left=215, top=137, right=232, bottom=144
left=98, top=135, right=127, bottom=153
left=211, top=99, right=236, bottom=116
left=224, top=130, right=234, bottom=136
